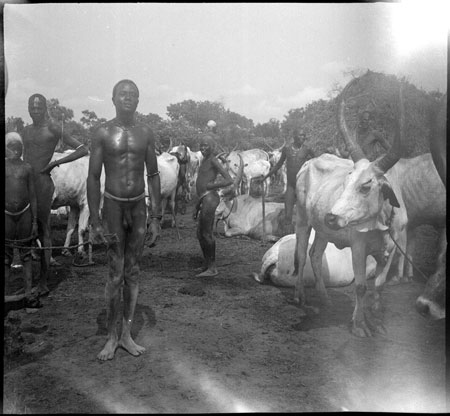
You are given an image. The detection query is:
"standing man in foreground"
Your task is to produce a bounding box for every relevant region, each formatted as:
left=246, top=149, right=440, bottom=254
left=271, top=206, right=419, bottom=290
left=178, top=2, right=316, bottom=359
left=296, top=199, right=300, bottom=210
left=87, top=79, right=161, bottom=361
left=263, top=129, right=315, bottom=234
left=193, top=134, right=233, bottom=277
left=22, top=94, right=89, bottom=296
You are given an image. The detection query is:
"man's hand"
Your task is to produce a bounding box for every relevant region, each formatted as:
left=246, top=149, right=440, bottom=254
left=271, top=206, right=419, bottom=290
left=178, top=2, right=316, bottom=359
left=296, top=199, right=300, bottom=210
left=145, top=218, right=161, bottom=247
left=40, top=160, right=58, bottom=175
left=90, top=222, right=108, bottom=245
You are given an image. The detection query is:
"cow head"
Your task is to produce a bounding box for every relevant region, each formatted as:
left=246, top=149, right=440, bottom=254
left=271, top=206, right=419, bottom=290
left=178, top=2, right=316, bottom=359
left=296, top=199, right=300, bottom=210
left=170, top=144, right=190, bottom=165
left=324, top=77, right=404, bottom=232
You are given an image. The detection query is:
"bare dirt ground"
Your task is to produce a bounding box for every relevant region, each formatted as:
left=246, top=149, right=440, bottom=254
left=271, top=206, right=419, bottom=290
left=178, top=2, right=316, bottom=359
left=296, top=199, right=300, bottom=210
left=3, top=202, right=447, bottom=413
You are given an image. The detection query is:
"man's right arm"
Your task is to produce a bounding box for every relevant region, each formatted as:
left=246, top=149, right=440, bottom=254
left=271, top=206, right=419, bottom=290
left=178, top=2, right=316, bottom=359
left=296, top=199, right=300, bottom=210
left=87, top=128, right=105, bottom=226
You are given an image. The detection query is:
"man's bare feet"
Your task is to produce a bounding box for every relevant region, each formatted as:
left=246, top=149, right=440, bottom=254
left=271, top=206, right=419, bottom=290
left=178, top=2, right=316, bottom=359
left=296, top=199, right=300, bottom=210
left=119, top=335, right=145, bottom=357
left=196, top=268, right=219, bottom=277
left=97, top=338, right=118, bottom=361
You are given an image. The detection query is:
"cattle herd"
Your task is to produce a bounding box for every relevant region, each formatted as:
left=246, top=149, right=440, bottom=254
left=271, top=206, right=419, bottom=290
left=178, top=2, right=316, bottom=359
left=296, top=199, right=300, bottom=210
left=42, top=76, right=446, bottom=337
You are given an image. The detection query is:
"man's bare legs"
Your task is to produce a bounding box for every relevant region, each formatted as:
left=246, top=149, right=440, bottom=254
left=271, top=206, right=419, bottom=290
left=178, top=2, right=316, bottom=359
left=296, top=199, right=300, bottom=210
left=196, top=192, right=219, bottom=277
left=283, top=184, right=296, bottom=235
left=119, top=200, right=147, bottom=356
left=97, top=197, right=147, bottom=360
left=35, top=174, right=54, bottom=296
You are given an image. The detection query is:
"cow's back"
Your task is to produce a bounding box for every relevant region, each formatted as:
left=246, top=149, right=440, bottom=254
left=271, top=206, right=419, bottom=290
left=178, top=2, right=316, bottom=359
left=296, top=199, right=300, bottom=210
left=156, top=152, right=180, bottom=197
left=387, top=153, right=446, bottom=228
left=51, top=152, right=90, bottom=208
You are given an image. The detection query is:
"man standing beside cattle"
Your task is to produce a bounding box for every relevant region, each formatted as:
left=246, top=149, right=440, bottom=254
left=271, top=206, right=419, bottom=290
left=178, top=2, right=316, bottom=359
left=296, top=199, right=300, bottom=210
left=22, top=93, right=89, bottom=296
left=262, top=128, right=315, bottom=235
left=87, top=79, right=161, bottom=361
left=193, top=133, right=234, bottom=277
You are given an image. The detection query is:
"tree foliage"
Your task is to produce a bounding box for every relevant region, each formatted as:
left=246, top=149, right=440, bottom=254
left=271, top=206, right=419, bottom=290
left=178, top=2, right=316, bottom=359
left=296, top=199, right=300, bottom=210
left=6, top=116, right=25, bottom=135
left=8, top=70, right=444, bottom=158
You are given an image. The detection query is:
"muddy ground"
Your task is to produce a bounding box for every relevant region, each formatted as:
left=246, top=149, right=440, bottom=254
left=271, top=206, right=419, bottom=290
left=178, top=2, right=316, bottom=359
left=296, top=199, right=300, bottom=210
left=3, top=202, right=447, bottom=413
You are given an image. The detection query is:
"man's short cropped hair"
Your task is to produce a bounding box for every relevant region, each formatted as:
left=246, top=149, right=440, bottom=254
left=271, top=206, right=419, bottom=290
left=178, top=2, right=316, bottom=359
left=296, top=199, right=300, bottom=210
left=28, top=93, right=47, bottom=107
left=112, top=79, right=140, bottom=99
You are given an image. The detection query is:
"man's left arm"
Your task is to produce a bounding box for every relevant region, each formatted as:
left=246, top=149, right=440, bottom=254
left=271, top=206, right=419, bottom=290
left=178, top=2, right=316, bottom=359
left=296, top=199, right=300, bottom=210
left=41, top=122, right=89, bottom=173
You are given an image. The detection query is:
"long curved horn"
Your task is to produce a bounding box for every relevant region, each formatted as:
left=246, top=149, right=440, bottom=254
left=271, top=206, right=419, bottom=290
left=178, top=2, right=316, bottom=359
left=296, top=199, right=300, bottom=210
left=216, top=151, right=228, bottom=162
left=277, top=138, right=286, bottom=152
left=169, top=136, right=175, bottom=152
left=233, top=153, right=244, bottom=191
left=231, top=143, right=239, bottom=152
left=337, top=77, right=366, bottom=163
left=375, top=83, right=404, bottom=173
left=264, top=139, right=274, bottom=151
left=216, top=142, right=226, bottom=153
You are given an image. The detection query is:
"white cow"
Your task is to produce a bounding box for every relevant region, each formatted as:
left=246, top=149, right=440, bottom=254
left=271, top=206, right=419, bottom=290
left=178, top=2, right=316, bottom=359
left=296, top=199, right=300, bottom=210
left=220, top=149, right=271, bottom=195
left=253, top=231, right=377, bottom=287
left=169, top=144, right=203, bottom=201
left=154, top=152, right=180, bottom=238
left=50, top=151, right=105, bottom=264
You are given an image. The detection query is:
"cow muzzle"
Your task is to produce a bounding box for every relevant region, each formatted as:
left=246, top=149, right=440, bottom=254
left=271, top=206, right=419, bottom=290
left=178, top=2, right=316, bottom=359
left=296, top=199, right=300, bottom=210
left=324, top=213, right=344, bottom=230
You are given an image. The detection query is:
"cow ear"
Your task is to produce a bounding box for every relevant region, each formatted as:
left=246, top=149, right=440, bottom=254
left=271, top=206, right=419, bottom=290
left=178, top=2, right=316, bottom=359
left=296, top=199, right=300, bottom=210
left=380, top=178, right=400, bottom=208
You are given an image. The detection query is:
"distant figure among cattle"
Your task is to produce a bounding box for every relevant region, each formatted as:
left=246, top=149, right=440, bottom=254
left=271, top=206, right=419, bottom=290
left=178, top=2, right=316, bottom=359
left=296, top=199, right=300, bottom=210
left=5, top=132, right=41, bottom=310
left=87, top=79, right=161, bottom=361
left=22, top=93, right=88, bottom=296
left=356, top=110, right=390, bottom=161
left=193, top=134, right=233, bottom=277
left=263, top=128, right=315, bottom=235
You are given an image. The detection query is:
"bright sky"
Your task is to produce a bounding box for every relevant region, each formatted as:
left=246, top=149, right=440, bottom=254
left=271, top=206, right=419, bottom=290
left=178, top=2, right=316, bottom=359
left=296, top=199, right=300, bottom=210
left=4, top=2, right=449, bottom=125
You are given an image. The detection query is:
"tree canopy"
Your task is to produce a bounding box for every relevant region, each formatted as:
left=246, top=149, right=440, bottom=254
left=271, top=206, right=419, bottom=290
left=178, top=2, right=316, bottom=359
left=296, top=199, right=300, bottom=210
left=6, top=70, right=444, bottom=157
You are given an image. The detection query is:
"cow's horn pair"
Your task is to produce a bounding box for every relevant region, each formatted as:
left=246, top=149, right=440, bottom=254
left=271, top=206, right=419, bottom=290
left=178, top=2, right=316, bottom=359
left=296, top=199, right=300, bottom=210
left=338, top=76, right=404, bottom=173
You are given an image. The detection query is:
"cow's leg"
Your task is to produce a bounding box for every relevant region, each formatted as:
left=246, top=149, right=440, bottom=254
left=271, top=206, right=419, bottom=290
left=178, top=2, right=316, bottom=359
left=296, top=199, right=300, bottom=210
left=375, top=246, right=396, bottom=288
left=224, top=227, right=247, bottom=237
left=293, top=221, right=312, bottom=314
left=308, top=234, right=329, bottom=304
left=77, top=206, right=90, bottom=256
left=170, top=192, right=181, bottom=240
left=351, top=234, right=385, bottom=337
left=402, top=227, right=415, bottom=282
left=73, top=205, right=92, bottom=266
left=388, top=227, right=409, bottom=285
left=160, top=197, right=168, bottom=226
left=61, top=206, right=78, bottom=256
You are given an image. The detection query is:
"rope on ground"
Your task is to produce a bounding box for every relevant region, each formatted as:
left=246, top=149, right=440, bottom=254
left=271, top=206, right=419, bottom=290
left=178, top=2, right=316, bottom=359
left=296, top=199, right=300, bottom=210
left=388, top=228, right=428, bottom=282
left=4, top=233, right=119, bottom=250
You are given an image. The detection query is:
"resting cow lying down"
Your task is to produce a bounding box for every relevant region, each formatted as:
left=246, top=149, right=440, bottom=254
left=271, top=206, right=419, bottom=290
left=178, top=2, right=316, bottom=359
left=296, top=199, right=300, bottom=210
left=253, top=231, right=377, bottom=287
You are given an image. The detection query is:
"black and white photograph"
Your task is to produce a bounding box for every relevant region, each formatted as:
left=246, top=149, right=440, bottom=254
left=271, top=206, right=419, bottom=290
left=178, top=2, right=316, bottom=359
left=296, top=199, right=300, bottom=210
left=3, top=2, right=448, bottom=413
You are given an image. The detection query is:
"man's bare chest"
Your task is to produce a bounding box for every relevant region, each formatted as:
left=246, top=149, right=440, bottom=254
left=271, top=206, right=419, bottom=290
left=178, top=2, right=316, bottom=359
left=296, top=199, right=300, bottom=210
left=106, top=128, right=148, bottom=156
